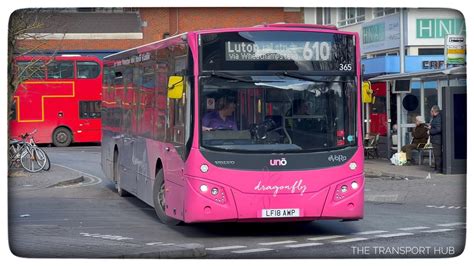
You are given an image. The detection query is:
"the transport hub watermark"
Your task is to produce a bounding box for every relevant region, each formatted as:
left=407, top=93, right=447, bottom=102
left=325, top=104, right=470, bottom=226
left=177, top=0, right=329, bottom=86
left=351, top=246, right=457, bottom=257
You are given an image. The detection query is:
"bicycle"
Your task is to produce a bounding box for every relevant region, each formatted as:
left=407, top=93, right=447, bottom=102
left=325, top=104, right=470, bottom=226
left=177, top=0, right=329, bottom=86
left=9, top=129, right=50, bottom=172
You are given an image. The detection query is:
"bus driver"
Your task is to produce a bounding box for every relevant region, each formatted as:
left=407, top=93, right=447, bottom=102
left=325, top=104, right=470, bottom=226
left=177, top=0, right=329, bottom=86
left=202, top=96, right=237, bottom=131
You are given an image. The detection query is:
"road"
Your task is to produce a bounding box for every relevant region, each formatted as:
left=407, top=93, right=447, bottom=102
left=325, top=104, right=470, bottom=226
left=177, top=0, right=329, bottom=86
left=8, top=146, right=467, bottom=258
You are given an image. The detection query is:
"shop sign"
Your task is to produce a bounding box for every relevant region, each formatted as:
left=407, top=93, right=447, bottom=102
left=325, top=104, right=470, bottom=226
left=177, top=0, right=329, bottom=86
left=361, top=14, right=400, bottom=54
left=445, top=35, right=466, bottom=65
left=416, top=19, right=465, bottom=38
left=422, top=60, right=445, bottom=69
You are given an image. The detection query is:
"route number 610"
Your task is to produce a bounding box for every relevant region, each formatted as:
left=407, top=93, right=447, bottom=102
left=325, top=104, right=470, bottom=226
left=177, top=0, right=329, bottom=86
left=339, top=63, right=353, bottom=71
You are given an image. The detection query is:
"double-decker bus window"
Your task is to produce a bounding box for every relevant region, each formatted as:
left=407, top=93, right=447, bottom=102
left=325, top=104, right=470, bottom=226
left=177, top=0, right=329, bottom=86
left=17, top=61, right=46, bottom=80
left=79, top=101, right=101, bottom=119
left=77, top=61, right=101, bottom=79
left=47, top=61, right=74, bottom=79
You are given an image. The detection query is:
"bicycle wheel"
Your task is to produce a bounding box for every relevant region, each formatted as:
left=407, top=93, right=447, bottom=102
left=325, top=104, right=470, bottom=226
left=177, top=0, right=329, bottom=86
left=42, top=148, right=51, bottom=171
left=20, top=147, right=47, bottom=173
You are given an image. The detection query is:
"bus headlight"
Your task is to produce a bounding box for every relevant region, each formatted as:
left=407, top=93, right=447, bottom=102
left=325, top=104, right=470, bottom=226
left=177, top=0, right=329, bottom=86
left=351, top=181, right=359, bottom=190
left=200, top=185, right=208, bottom=192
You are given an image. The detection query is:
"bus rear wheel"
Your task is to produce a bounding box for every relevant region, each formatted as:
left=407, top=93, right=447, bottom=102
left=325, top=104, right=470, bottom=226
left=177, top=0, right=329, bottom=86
left=153, top=169, right=181, bottom=225
left=53, top=127, right=72, bottom=147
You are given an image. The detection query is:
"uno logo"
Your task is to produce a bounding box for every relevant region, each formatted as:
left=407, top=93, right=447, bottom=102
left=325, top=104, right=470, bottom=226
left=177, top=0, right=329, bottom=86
left=270, top=158, right=287, bottom=166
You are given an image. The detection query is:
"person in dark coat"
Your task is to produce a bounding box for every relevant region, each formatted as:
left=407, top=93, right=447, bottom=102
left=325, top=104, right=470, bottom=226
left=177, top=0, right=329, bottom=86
left=428, top=105, right=442, bottom=173
left=401, top=116, right=429, bottom=164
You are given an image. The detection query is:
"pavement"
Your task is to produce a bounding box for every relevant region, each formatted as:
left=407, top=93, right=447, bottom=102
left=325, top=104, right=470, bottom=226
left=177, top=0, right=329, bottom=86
left=364, top=158, right=465, bottom=180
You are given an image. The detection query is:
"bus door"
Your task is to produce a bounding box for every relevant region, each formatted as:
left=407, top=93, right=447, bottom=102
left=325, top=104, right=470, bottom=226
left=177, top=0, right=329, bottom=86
left=120, top=68, right=137, bottom=194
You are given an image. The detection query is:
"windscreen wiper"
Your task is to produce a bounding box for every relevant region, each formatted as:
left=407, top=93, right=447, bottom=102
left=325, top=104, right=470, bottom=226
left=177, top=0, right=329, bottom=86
left=279, top=72, right=352, bottom=83
left=209, top=72, right=282, bottom=83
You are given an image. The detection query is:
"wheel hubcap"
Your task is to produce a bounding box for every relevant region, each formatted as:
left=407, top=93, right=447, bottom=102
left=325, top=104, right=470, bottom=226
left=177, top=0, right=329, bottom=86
left=57, top=132, right=67, bottom=143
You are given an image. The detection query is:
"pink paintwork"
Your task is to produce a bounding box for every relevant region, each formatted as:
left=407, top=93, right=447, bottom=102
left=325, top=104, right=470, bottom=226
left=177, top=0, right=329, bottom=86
left=102, top=24, right=364, bottom=223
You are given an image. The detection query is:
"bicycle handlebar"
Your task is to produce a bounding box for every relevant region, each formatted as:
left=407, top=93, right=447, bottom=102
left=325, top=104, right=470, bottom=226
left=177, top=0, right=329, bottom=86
left=19, top=129, right=38, bottom=140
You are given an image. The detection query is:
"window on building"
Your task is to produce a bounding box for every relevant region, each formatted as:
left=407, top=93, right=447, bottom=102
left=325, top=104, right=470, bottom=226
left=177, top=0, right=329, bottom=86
left=79, top=101, right=101, bottom=119
left=77, top=61, right=101, bottom=79
left=316, top=8, right=332, bottom=25
left=338, top=8, right=365, bottom=27
left=418, top=48, right=445, bottom=55
left=316, top=8, right=323, bottom=25
left=374, top=8, right=399, bottom=18
left=324, top=8, right=331, bottom=25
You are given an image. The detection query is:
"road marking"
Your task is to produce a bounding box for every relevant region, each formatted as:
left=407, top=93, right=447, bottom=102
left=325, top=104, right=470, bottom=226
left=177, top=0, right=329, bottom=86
left=307, top=235, right=344, bottom=241
left=421, top=228, right=456, bottom=233
left=375, top=232, right=414, bottom=238
left=146, top=242, right=163, bottom=246
left=426, top=205, right=466, bottom=209
left=258, top=240, right=298, bottom=246
left=206, top=246, right=247, bottom=251
left=80, top=232, right=132, bottom=241
left=285, top=243, right=324, bottom=248
left=232, top=248, right=273, bottom=254
left=437, top=222, right=465, bottom=227
left=354, top=230, right=388, bottom=235
left=332, top=237, right=368, bottom=243
left=398, top=226, right=431, bottom=231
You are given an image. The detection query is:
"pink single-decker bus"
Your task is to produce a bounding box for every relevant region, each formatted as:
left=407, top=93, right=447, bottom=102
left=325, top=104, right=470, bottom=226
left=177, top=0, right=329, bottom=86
left=101, top=23, right=364, bottom=224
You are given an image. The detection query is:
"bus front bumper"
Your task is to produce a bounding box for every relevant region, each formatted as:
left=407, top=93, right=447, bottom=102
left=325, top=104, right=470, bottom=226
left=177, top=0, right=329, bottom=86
left=183, top=175, right=364, bottom=223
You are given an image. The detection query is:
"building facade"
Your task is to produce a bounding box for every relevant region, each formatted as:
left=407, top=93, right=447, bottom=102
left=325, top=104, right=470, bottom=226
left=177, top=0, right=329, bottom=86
left=305, top=7, right=465, bottom=131
left=15, top=7, right=304, bottom=58
left=304, top=7, right=466, bottom=173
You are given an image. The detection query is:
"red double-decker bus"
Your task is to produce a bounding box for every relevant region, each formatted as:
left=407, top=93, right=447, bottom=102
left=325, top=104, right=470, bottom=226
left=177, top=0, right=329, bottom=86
left=9, top=55, right=103, bottom=146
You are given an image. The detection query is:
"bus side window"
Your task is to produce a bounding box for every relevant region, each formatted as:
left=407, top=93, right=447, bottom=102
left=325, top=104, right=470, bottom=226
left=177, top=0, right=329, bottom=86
left=79, top=101, right=101, bottom=119
left=47, top=61, right=74, bottom=79
left=17, top=61, right=46, bottom=80
left=77, top=61, right=101, bottom=79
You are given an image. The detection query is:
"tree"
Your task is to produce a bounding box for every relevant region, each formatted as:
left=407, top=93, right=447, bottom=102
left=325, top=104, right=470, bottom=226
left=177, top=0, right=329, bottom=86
left=8, top=9, right=63, bottom=117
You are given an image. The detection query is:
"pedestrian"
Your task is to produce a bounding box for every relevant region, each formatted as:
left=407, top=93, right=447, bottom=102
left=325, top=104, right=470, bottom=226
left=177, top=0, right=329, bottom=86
left=427, top=105, right=442, bottom=173
left=401, top=116, right=429, bottom=165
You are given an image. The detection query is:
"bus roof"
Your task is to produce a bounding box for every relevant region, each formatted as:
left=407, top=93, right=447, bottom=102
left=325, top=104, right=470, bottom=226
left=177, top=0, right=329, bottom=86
left=104, top=23, right=357, bottom=61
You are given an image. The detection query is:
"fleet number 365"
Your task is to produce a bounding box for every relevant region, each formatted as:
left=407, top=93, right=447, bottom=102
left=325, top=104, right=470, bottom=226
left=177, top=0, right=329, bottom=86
left=339, top=63, right=353, bottom=71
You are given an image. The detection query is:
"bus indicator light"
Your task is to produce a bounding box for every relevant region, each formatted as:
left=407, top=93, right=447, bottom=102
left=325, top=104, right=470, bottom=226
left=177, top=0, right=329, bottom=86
left=349, top=162, right=357, bottom=170
left=341, top=185, right=348, bottom=193
left=200, top=164, right=209, bottom=173
left=211, top=188, right=219, bottom=195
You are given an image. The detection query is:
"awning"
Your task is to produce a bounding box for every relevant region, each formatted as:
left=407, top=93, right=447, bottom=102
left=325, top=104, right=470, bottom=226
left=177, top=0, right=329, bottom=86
left=369, top=66, right=466, bottom=82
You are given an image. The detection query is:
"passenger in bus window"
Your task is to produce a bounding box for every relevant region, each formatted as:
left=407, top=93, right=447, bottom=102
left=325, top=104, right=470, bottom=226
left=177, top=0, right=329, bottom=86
left=202, top=96, right=237, bottom=131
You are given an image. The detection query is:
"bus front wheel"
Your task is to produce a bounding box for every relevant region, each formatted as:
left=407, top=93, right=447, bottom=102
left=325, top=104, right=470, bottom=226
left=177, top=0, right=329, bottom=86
left=153, top=169, right=181, bottom=225
left=114, top=150, right=130, bottom=197
left=53, top=127, right=72, bottom=147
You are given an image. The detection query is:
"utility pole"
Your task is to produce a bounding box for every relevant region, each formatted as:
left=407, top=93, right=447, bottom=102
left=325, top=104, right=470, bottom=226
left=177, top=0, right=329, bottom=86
left=397, top=8, right=405, bottom=153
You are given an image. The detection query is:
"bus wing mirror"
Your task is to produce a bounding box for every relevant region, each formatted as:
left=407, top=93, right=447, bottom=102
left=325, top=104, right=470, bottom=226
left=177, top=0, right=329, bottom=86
left=168, top=76, right=184, bottom=99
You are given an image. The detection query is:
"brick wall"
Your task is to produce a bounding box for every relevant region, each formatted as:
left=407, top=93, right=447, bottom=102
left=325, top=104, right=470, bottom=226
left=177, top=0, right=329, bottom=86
left=16, top=7, right=303, bottom=52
